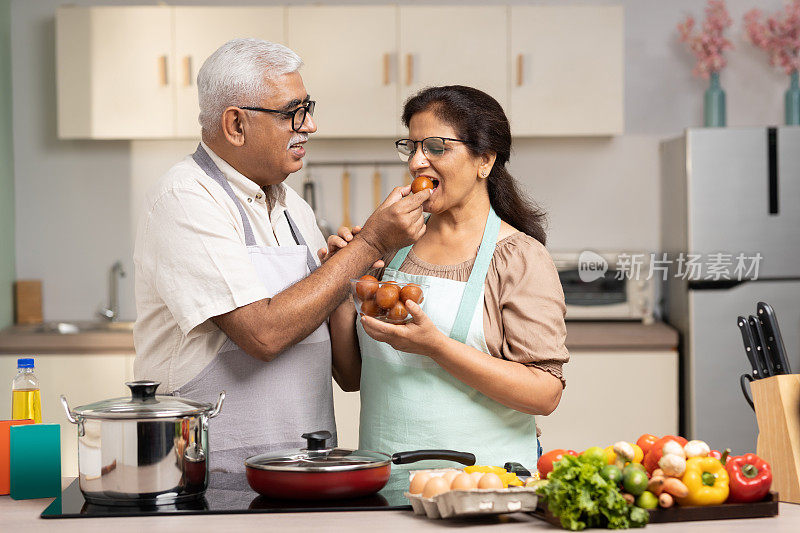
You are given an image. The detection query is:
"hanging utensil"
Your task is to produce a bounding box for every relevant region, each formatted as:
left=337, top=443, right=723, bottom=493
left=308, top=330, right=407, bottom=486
left=372, top=166, right=382, bottom=207
left=757, top=301, right=792, bottom=375
left=302, top=173, right=333, bottom=239
left=342, top=166, right=352, bottom=228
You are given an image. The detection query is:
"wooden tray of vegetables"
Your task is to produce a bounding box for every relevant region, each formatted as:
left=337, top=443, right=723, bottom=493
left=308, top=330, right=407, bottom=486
left=529, top=436, right=778, bottom=530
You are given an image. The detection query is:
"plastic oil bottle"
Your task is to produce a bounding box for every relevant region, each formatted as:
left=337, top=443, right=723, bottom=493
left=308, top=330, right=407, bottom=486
left=12, top=358, right=41, bottom=423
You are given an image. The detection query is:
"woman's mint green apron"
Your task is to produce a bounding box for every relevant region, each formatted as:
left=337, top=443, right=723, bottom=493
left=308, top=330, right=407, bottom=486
left=357, top=207, right=539, bottom=472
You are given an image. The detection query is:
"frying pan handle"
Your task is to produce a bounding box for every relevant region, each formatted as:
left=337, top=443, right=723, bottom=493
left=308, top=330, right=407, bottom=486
left=391, top=450, right=476, bottom=466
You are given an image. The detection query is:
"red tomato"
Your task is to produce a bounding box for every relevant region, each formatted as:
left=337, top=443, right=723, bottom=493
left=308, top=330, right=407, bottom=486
left=537, top=449, right=578, bottom=479
left=643, top=435, right=689, bottom=474
left=636, top=434, right=659, bottom=456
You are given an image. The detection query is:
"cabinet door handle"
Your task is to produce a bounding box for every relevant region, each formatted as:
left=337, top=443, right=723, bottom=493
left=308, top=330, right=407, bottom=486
left=158, top=55, right=168, bottom=86
left=405, top=54, right=413, bottom=86
left=516, top=54, right=524, bottom=87
left=382, top=53, right=390, bottom=86
left=183, top=56, right=192, bottom=87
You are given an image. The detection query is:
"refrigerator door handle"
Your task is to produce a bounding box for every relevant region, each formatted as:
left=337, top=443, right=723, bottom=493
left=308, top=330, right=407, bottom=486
left=768, top=127, right=778, bottom=215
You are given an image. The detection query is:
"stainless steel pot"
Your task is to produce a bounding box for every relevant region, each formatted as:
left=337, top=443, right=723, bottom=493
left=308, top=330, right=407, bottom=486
left=60, top=380, right=224, bottom=505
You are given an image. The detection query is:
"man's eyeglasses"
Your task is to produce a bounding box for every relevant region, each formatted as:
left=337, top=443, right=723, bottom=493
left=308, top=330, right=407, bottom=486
left=240, top=101, right=315, bottom=132
left=395, top=137, right=469, bottom=162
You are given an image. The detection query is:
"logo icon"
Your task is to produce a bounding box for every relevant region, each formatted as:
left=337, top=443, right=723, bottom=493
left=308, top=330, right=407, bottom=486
left=578, top=251, right=608, bottom=283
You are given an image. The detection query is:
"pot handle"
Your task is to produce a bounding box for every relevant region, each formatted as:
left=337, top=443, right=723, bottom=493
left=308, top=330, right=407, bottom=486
left=209, top=390, right=225, bottom=418
left=60, top=395, right=78, bottom=424
left=392, top=450, right=476, bottom=466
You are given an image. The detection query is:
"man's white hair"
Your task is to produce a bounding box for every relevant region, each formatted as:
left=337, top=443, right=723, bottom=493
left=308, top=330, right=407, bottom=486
left=197, top=38, right=303, bottom=138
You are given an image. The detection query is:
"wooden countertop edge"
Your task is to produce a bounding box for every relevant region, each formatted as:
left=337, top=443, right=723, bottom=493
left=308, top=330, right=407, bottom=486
left=0, top=321, right=678, bottom=354
left=0, top=331, right=135, bottom=354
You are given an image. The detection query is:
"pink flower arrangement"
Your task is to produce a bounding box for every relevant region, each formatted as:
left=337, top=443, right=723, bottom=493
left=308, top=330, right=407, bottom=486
left=744, top=0, right=800, bottom=75
left=677, top=0, right=734, bottom=79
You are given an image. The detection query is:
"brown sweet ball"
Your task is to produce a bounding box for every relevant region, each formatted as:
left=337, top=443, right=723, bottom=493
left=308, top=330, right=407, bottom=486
left=375, top=284, right=400, bottom=310
left=387, top=301, right=409, bottom=323
left=355, top=275, right=379, bottom=301
left=360, top=299, right=382, bottom=317
left=411, top=176, right=434, bottom=194
left=399, top=284, right=423, bottom=304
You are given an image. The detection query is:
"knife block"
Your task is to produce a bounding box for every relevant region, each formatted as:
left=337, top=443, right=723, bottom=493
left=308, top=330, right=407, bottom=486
left=751, top=374, right=800, bottom=504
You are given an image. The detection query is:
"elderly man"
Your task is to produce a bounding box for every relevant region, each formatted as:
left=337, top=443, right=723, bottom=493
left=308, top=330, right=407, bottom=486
left=133, top=38, right=429, bottom=472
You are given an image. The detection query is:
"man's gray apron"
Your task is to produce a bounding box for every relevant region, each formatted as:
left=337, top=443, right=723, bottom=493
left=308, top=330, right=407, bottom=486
left=174, top=144, right=336, bottom=473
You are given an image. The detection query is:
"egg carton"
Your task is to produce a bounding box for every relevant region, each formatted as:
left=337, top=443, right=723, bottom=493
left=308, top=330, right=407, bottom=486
left=404, top=487, right=539, bottom=519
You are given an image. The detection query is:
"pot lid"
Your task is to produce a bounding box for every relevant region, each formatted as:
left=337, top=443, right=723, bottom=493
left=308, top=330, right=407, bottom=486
left=245, top=431, right=391, bottom=472
left=72, top=381, right=215, bottom=419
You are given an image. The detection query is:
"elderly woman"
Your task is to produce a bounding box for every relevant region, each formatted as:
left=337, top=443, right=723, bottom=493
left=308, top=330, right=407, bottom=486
left=326, top=85, right=568, bottom=470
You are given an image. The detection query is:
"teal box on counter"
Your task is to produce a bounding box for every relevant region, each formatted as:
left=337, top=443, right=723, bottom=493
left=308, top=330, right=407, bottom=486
left=9, top=424, right=61, bottom=500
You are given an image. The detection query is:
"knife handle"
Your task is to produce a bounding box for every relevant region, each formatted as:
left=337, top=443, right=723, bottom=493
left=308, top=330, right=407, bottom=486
left=757, top=302, right=792, bottom=375
left=749, top=315, right=774, bottom=378
left=737, top=316, right=760, bottom=379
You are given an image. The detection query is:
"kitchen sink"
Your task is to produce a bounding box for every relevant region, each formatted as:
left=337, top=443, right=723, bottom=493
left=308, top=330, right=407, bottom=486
left=30, top=321, right=135, bottom=334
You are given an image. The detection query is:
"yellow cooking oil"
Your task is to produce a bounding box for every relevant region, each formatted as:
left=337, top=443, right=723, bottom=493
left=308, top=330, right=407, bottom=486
left=12, top=358, right=41, bottom=423
left=12, top=389, right=42, bottom=423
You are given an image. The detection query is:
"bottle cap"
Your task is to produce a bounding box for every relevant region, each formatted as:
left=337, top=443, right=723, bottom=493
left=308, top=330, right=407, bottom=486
left=17, top=358, right=34, bottom=368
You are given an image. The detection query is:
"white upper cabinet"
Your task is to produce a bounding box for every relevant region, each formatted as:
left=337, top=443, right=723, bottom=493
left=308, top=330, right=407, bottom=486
left=510, top=6, right=624, bottom=136
left=398, top=6, right=509, bottom=115
left=57, top=6, right=173, bottom=139
left=173, top=7, right=285, bottom=138
left=56, top=5, right=624, bottom=139
left=287, top=6, right=398, bottom=138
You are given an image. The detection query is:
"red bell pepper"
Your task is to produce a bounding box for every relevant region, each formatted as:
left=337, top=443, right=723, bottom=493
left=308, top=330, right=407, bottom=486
left=726, top=453, right=772, bottom=503
left=708, top=449, right=721, bottom=460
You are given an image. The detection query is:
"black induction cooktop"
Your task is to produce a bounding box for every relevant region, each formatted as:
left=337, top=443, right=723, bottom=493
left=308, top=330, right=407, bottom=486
left=41, top=471, right=412, bottom=518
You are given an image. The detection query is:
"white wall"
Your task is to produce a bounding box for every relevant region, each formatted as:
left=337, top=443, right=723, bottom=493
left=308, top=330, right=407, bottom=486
left=12, top=0, right=791, bottom=321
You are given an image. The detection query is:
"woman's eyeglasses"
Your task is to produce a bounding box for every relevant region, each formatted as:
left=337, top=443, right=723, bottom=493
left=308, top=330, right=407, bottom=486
left=395, top=137, right=469, bottom=162
left=240, top=101, right=315, bottom=132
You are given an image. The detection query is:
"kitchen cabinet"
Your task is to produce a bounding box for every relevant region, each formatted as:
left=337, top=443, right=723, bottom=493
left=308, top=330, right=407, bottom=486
left=287, top=6, right=398, bottom=138
left=0, top=353, right=135, bottom=476
left=56, top=6, right=285, bottom=139
left=398, top=6, right=508, bottom=112
left=509, top=5, right=624, bottom=136
left=57, top=4, right=623, bottom=139
left=174, top=7, right=285, bottom=138
left=56, top=6, right=173, bottom=139
left=536, top=349, right=679, bottom=452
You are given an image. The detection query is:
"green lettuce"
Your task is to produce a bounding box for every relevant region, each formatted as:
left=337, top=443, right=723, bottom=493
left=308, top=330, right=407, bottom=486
left=536, top=454, right=649, bottom=530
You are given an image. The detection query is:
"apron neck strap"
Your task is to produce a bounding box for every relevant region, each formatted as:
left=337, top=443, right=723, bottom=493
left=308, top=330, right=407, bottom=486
left=192, top=144, right=319, bottom=273
left=450, top=207, right=501, bottom=343
left=192, top=144, right=257, bottom=247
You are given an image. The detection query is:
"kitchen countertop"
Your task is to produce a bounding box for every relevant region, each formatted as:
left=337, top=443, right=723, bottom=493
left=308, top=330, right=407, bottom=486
left=0, top=321, right=678, bottom=355
left=1, top=478, right=796, bottom=532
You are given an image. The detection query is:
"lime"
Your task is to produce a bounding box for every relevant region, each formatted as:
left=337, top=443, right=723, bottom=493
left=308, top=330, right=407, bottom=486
left=636, top=490, right=658, bottom=509
left=623, top=463, right=646, bottom=476
left=622, top=468, right=648, bottom=496
left=581, top=446, right=607, bottom=464
left=600, top=465, right=623, bottom=485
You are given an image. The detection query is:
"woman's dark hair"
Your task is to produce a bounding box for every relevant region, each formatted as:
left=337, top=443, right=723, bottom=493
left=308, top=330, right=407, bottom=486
left=401, top=85, right=547, bottom=245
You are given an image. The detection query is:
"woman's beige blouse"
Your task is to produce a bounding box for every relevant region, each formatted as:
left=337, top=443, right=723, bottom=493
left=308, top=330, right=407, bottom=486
left=382, top=231, right=569, bottom=387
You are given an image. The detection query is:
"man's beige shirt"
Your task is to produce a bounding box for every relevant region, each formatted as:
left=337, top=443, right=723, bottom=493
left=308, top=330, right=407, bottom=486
left=133, top=142, right=327, bottom=392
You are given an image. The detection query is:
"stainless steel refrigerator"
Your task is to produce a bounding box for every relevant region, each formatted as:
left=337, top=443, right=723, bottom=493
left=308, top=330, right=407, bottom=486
left=661, top=127, right=800, bottom=454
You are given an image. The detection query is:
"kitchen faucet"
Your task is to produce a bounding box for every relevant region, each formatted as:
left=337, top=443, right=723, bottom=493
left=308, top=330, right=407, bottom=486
left=98, top=260, right=126, bottom=322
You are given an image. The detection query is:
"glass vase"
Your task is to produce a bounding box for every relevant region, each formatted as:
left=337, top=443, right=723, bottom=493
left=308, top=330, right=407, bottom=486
left=704, top=71, right=726, bottom=127
left=786, top=71, right=800, bottom=126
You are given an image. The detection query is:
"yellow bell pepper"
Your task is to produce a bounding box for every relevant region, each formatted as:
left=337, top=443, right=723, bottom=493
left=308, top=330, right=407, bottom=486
left=464, top=465, right=506, bottom=476
left=604, top=443, right=644, bottom=465
left=679, top=456, right=730, bottom=506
